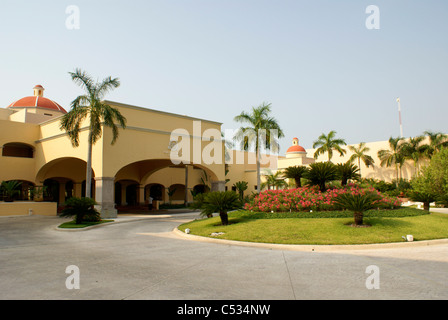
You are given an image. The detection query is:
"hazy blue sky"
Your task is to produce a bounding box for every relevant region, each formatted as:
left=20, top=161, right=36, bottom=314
left=1, top=0, right=447, bottom=154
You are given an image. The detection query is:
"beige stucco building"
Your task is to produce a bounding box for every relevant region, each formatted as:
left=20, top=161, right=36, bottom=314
left=0, top=85, right=227, bottom=217
left=0, top=84, right=434, bottom=217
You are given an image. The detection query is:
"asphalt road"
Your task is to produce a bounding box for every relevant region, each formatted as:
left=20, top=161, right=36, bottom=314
left=1, top=212, right=447, bottom=300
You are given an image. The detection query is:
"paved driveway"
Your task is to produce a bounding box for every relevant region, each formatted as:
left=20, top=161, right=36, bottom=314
left=1, top=212, right=447, bottom=300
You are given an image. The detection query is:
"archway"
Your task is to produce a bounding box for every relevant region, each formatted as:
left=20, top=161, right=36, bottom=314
left=167, top=184, right=185, bottom=203
left=36, top=157, right=95, bottom=199
left=114, top=179, right=139, bottom=207
left=146, top=183, right=165, bottom=202
left=113, top=159, right=223, bottom=209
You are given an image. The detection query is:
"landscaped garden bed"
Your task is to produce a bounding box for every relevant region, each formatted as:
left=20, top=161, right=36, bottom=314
left=181, top=184, right=448, bottom=245
left=244, top=184, right=401, bottom=213
left=178, top=210, right=448, bottom=245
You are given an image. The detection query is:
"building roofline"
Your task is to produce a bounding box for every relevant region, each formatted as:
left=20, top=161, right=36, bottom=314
left=103, top=100, right=223, bottom=126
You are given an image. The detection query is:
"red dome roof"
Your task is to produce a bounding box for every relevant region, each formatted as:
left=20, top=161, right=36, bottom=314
left=8, top=96, right=67, bottom=113
left=287, top=145, right=306, bottom=153
left=7, top=85, right=67, bottom=114
left=287, top=137, right=306, bottom=153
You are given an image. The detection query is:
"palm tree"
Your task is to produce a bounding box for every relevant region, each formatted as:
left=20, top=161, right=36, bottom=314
left=377, top=137, right=405, bottom=183
left=401, top=135, right=429, bottom=175
left=233, top=181, right=248, bottom=201
left=261, top=170, right=287, bottom=190
left=200, top=191, right=242, bottom=225
left=283, top=165, right=308, bottom=188
left=408, top=191, right=437, bottom=212
left=313, top=130, right=347, bottom=162
left=337, top=161, right=360, bottom=186
left=234, top=102, right=284, bottom=193
left=60, top=197, right=99, bottom=224
left=333, top=192, right=381, bottom=226
left=1, top=180, right=22, bottom=202
left=166, top=186, right=177, bottom=205
left=60, top=69, right=127, bottom=198
left=348, top=142, right=374, bottom=177
left=304, top=162, right=338, bottom=192
left=423, top=130, right=448, bottom=158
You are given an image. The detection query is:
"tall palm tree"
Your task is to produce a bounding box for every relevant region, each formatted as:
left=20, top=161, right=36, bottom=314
left=283, top=165, right=308, bottom=188
left=423, top=130, right=448, bottom=158
left=313, top=130, right=346, bottom=162
left=401, top=135, right=429, bottom=175
left=60, top=69, right=127, bottom=198
left=377, top=137, right=405, bottom=183
left=348, top=142, right=374, bottom=177
left=262, top=170, right=287, bottom=190
left=234, top=102, right=284, bottom=193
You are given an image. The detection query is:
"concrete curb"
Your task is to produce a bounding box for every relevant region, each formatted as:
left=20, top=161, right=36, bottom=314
left=172, top=227, right=448, bottom=252
left=54, top=215, right=172, bottom=231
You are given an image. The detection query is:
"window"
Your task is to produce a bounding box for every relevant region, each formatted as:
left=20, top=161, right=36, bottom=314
left=2, top=143, right=34, bottom=158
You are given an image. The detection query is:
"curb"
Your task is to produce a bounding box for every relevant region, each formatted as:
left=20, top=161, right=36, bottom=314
left=172, top=227, right=448, bottom=252
left=54, top=216, right=170, bottom=231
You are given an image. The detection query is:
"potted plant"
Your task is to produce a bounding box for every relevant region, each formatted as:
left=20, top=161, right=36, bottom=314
left=1, top=180, right=22, bottom=202
left=29, top=186, right=47, bottom=202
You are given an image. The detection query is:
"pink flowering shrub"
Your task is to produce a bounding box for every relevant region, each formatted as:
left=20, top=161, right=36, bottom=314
left=244, top=183, right=402, bottom=213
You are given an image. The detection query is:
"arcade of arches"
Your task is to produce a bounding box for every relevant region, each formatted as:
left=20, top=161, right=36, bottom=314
left=31, top=158, right=219, bottom=211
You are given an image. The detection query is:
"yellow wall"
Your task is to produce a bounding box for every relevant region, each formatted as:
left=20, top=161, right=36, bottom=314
left=0, top=201, right=57, bottom=216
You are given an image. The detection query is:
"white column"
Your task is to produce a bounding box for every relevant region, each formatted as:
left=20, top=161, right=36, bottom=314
left=94, top=177, right=117, bottom=218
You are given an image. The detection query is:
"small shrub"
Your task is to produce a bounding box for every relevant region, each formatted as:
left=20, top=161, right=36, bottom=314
left=60, top=197, right=99, bottom=224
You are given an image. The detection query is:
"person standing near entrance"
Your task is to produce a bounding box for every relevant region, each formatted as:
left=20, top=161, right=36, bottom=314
left=148, top=195, right=153, bottom=210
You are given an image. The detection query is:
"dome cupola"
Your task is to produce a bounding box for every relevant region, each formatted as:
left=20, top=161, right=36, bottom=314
left=7, top=85, right=67, bottom=114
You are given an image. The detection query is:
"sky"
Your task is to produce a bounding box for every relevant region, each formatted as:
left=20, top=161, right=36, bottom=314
left=0, top=0, right=447, bottom=154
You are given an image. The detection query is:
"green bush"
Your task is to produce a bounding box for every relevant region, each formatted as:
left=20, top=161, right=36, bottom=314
left=199, top=191, right=242, bottom=225
left=333, top=191, right=381, bottom=226
left=60, top=197, right=100, bottom=224
left=1, top=180, right=22, bottom=202
left=304, top=162, right=338, bottom=192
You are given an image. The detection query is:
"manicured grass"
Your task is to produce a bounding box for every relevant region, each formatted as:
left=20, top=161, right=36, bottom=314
left=178, top=209, right=448, bottom=245
left=58, top=220, right=114, bottom=229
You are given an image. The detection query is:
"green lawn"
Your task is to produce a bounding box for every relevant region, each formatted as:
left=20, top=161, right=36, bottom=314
left=58, top=220, right=114, bottom=229
left=178, top=209, right=448, bottom=245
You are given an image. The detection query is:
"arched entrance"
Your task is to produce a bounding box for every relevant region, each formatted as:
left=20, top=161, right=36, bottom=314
left=145, top=183, right=165, bottom=202
left=36, top=157, right=95, bottom=201
left=111, top=159, right=224, bottom=214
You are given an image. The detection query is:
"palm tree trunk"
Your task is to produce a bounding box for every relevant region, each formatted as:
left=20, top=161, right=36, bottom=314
left=354, top=211, right=363, bottom=226
left=358, top=158, right=362, bottom=177
left=85, top=132, right=93, bottom=198
left=256, top=140, right=261, bottom=193
left=219, top=211, right=229, bottom=225
left=295, top=178, right=301, bottom=188
left=184, top=165, right=189, bottom=206
left=395, top=164, right=399, bottom=187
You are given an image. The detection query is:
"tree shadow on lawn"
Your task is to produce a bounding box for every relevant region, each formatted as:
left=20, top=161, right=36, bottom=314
left=347, top=217, right=414, bottom=229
